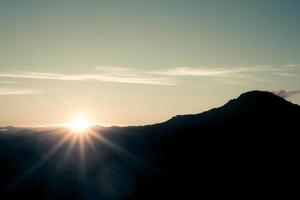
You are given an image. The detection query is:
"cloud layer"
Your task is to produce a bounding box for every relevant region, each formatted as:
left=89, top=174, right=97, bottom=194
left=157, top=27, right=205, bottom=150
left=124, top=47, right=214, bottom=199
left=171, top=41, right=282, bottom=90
left=0, top=64, right=298, bottom=86
left=0, top=71, right=175, bottom=86
left=0, top=88, right=41, bottom=96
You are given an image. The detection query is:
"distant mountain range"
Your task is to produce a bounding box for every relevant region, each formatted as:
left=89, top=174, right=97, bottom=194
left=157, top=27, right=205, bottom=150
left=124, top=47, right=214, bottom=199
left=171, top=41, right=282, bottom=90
left=0, top=91, right=299, bottom=199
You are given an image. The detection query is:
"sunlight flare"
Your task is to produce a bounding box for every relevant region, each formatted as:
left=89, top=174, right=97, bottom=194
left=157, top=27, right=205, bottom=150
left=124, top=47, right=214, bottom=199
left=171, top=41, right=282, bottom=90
left=67, top=118, right=92, bottom=133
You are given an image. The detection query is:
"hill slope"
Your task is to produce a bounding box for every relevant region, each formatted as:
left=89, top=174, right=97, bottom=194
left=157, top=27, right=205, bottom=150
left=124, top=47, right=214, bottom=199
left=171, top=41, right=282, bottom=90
left=0, top=91, right=299, bottom=199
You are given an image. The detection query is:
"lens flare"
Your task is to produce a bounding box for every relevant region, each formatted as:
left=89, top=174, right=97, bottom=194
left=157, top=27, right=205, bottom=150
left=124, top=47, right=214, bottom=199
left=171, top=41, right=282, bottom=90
left=67, top=118, right=92, bottom=133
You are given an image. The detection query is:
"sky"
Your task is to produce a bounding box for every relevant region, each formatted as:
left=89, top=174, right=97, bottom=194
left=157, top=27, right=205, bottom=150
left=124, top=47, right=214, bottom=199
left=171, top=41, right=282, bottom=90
left=0, top=0, right=299, bottom=126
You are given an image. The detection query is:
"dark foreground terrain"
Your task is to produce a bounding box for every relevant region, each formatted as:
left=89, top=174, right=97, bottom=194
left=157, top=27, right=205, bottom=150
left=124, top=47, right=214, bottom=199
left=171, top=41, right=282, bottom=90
left=0, top=91, right=299, bottom=199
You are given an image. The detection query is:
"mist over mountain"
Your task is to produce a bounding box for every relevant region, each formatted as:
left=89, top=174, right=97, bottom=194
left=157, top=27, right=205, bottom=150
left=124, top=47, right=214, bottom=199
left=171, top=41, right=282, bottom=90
left=0, top=91, right=299, bottom=199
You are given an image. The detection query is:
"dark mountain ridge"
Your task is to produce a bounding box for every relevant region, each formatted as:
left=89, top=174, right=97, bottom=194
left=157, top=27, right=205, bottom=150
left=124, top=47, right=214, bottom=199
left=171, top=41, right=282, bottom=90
left=164, top=90, right=299, bottom=125
left=0, top=90, right=299, bottom=199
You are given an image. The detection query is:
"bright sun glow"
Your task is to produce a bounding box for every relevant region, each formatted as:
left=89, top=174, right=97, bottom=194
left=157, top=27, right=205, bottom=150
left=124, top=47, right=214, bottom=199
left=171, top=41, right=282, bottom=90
left=68, top=118, right=92, bottom=133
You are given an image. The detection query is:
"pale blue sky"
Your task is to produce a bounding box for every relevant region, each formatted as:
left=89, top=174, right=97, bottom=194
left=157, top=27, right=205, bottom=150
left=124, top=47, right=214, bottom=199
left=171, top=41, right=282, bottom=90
left=0, top=0, right=299, bottom=126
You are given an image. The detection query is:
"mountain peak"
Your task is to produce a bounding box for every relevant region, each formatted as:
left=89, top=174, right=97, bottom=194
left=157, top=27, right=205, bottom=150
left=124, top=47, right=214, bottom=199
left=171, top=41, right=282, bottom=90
left=226, top=90, right=289, bottom=106
left=165, top=90, right=298, bottom=125
left=223, top=90, right=294, bottom=111
left=238, top=90, right=281, bottom=100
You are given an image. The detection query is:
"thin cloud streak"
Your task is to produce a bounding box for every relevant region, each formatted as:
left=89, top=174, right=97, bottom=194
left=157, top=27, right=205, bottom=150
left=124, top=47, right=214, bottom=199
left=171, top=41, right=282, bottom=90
left=0, top=71, right=175, bottom=86
left=0, top=88, right=41, bottom=96
left=275, top=73, right=298, bottom=77
left=0, top=64, right=298, bottom=86
left=0, top=80, right=15, bottom=84
left=149, top=65, right=282, bottom=77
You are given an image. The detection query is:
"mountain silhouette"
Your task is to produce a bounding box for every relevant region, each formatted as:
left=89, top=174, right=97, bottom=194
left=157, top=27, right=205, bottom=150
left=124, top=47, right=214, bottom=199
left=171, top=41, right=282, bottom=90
left=0, top=90, right=299, bottom=199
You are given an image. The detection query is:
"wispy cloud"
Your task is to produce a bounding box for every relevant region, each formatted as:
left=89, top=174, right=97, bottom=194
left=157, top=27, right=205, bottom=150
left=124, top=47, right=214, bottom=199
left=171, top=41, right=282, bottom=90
left=0, top=80, right=15, bottom=84
left=0, top=71, right=175, bottom=86
left=274, top=73, right=297, bottom=77
left=0, top=64, right=298, bottom=86
left=283, top=64, right=300, bottom=68
left=0, top=88, right=41, bottom=96
left=272, top=89, right=300, bottom=98
left=148, top=65, right=278, bottom=77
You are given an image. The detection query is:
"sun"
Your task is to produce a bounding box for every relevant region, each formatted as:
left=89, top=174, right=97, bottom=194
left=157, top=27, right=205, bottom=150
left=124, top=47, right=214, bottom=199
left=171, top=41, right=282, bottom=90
left=67, top=118, right=92, bottom=133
